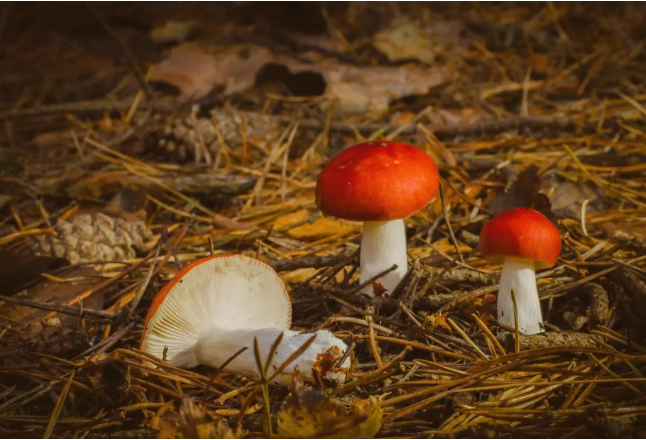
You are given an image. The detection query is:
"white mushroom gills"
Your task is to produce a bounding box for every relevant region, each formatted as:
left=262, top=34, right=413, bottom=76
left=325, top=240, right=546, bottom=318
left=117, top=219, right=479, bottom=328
left=359, top=220, right=408, bottom=296
left=141, top=255, right=350, bottom=385
left=497, top=257, right=544, bottom=335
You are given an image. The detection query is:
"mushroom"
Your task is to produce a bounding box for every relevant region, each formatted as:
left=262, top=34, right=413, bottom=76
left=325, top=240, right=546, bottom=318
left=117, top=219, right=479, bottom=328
left=316, top=141, right=439, bottom=296
left=140, top=254, right=350, bottom=385
left=479, top=208, right=561, bottom=335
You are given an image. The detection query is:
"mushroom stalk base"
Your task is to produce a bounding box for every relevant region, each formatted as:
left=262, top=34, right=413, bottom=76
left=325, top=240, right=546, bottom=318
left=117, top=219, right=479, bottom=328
left=196, top=328, right=349, bottom=385
left=360, top=220, right=408, bottom=297
left=497, top=257, right=544, bottom=335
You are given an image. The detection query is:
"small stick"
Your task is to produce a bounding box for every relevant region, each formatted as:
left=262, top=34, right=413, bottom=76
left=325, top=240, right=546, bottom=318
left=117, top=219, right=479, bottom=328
left=208, top=236, right=215, bottom=256
left=0, top=295, right=114, bottom=319
left=336, top=340, right=356, bottom=369
left=161, top=226, right=183, bottom=270
left=366, top=307, right=383, bottom=368
left=581, top=199, right=589, bottom=236
left=84, top=3, right=151, bottom=98
left=439, top=182, right=464, bottom=264
left=348, top=264, right=398, bottom=295
left=511, top=288, right=520, bottom=353
left=43, top=369, right=76, bottom=439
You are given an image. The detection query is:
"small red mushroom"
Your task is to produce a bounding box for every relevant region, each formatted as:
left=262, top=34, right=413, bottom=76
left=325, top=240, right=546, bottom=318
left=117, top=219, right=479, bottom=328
left=316, top=141, right=439, bottom=296
left=480, top=208, right=561, bottom=335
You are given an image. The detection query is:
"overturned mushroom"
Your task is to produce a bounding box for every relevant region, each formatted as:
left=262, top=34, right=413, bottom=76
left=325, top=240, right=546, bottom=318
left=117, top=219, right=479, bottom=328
left=140, top=254, right=350, bottom=385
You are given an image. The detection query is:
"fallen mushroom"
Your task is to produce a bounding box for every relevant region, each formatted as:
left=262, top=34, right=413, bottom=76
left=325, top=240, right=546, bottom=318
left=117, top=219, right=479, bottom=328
left=316, top=141, right=439, bottom=296
left=479, top=208, right=562, bottom=335
left=140, top=254, right=350, bottom=385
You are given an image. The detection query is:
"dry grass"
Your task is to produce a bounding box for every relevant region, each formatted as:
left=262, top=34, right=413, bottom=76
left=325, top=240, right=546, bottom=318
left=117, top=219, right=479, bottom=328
left=1, top=2, right=646, bottom=438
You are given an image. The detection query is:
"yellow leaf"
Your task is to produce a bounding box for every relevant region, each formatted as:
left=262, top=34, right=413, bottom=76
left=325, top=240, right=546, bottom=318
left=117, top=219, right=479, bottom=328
left=277, top=379, right=383, bottom=439
left=281, top=268, right=319, bottom=283
left=273, top=209, right=312, bottom=230
left=423, top=311, right=453, bottom=333
left=289, top=217, right=358, bottom=239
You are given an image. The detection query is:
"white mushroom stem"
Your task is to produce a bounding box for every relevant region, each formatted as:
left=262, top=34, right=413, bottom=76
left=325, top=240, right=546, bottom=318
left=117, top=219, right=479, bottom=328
left=196, top=328, right=349, bottom=385
left=497, top=257, right=544, bottom=335
left=360, top=220, right=408, bottom=296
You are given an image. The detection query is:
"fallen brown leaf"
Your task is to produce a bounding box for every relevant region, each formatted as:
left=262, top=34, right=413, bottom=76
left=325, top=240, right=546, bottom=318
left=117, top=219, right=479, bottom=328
left=0, top=249, right=69, bottom=295
left=148, top=45, right=274, bottom=100
left=277, top=377, right=383, bottom=438
left=148, top=43, right=449, bottom=113
left=489, top=165, right=556, bottom=222
left=373, top=17, right=466, bottom=64
left=0, top=265, right=103, bottom=326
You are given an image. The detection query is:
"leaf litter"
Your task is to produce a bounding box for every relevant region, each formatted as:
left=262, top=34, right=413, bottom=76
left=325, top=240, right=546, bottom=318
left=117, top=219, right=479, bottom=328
left=1, top=2, right=646, bottom=439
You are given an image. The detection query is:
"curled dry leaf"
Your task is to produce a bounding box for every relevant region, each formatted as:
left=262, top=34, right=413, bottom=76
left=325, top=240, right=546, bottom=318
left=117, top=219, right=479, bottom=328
left=277, top=378, right=383, bottom=439
left=291, top=62, right=449, bottom=114
left=546, top=179, right=602, bottom=220
left=148, top=43, right=449, bottom=114
left=154, top=397, right=239, bottom=439
left=421, top=310, right=453, bottom=333
left=489, top=165, right=555, bottom=222
left=148, top=45, right=274, bottom=100
left=373, top=17, right=466, bottom=64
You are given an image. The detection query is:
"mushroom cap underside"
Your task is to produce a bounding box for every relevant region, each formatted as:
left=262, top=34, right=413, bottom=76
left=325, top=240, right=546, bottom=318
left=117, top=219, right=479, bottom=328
left=140, top=254, right=291, bottom=366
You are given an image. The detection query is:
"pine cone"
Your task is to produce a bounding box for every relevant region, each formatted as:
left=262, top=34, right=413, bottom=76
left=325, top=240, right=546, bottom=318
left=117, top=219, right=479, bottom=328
left=29, top=213, right=153, bottom=264
left=156, top=108, right=284, bottom=162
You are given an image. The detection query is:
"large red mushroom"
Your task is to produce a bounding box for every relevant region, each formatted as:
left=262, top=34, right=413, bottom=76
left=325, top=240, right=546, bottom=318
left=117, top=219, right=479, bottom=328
left=480, top=208, right=561, bottom=335
left=316, top=141, right=439, bottom=296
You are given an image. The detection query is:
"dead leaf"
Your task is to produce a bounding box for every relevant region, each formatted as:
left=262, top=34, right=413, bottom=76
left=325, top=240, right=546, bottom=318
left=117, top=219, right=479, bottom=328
left=273, top=209, right=312, bottom=230
left=489, top=165, right=556, bottom=222
left=0, top=266, right=103, bottom=327
left=0, top=249, right=69, bottom=295
left=290, top=62, right=449, bottom=114
left=155, top=397, right=239, bottom=439
left=148, top=45, right=274, bottom=100
left=149, top=43, right=449, bottom=113
left=547, top=180, right=601, bottom=220
left=277, top=378, right=383, bottom=439
left=150, top=20, right=197, bottom=45
left=288, top=216, right=358, bottom=239
left=598, top=221, right=646, bottom=245
left=371, top=282, right=388, bottom=297
left=373, top=17, right=466, bottom=64
left=461, top=293, right=497, bottom=323
left=422, top=310, right=452, bottom=333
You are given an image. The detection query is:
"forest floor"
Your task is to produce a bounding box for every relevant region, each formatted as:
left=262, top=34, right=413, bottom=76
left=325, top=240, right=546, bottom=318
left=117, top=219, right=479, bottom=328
left=1, top=2, right=646, bottom=438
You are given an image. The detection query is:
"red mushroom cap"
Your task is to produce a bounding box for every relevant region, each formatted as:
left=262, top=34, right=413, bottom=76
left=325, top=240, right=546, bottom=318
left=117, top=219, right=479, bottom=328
left=479, top=208, right=561, bottom=269
left=315, top=141, right=440, bottom=222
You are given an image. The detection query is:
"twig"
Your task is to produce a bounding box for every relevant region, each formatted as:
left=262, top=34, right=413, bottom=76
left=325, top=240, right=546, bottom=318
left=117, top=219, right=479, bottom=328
left=84, top=3, right=151, bottom=98
left=161, top=226, right=182, bottom=270
left=510, top=288, right=521, bottom=353
left=0, top=295, right=114, bottom=319
left=268, top=253, right=351, bottom=272
left=349, top=264, right=398, bottom=295
left=440, top=182, right=464, bottom=264
left=43, top=369, right=76, bottom=439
